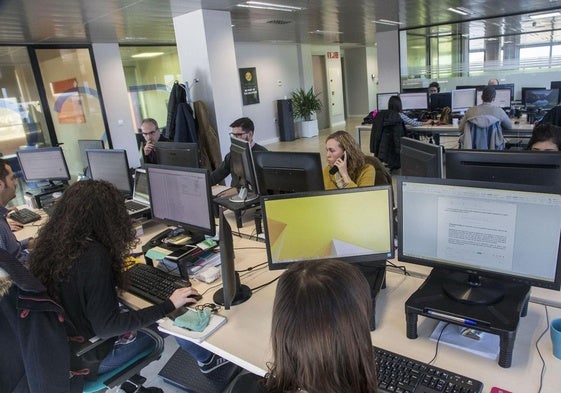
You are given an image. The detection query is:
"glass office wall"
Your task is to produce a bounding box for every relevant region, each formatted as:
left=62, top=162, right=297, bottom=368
left=0, top=47, right=50, bottom=157
left=35, top=47, right=106, bottom=178
left=119, top=46, right=181, bottom=136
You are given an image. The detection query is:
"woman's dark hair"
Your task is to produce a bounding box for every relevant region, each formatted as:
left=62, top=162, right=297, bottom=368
left=527, top=123, right=561, bottom=151
left=28, top=180, right=137, bottom=298
left=326, top=130, right=369, bottom=182
left=429, top=81, right=440, bottom=92
left=387, top=95, right=402, bottom=112
left=265, top=259, right=378, bottom=393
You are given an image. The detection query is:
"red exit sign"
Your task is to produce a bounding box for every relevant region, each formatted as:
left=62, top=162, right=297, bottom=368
left=327, top=51, right=339, bottom=59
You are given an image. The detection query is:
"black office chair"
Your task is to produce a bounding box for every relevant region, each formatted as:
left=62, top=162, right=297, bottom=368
left=0, top=249, right=164, bottom=393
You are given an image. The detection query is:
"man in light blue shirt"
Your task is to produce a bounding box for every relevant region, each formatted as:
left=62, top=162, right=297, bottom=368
left=0, top=158, right=32, bottom=263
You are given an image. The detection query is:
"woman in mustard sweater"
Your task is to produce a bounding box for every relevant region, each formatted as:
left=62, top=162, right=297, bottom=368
left=323, top=130, right=375, bottom=190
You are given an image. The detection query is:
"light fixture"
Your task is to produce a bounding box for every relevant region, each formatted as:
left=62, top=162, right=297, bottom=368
left=529, top=11, right=561, bottom=19
left=447, top=7, right=469, bottom=16
left=373, top=19, right=402, bottom=26
left=131, top=52, right=164, bottom=58
left=237, top=1, right=304, bottom=12
left=310, top=30, right=343, bottom=35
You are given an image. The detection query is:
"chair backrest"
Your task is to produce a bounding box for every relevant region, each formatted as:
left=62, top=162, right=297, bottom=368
left=539, top=105, right=561, bottom=127
left=459, top=115, right=504, bottom=150
left=365, top=155, right=392, bottom=186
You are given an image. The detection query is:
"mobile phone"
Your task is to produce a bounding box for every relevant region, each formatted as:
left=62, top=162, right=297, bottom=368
left=166, top=245, right=198, bottom=261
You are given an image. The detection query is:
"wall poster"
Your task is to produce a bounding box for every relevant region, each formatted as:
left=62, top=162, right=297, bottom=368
left=239, top=67, right=260, bottom=105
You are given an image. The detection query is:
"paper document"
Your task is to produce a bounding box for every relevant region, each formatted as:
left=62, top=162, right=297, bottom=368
left=430, top=321, right=499, bottom=360
left=158, top=313, right=227, bottom=343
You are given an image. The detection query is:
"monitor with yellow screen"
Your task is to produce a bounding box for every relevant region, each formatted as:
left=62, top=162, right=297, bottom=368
left=261, top=186, right=394, bottom=270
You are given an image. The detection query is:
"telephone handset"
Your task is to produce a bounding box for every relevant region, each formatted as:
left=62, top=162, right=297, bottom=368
left=329, top=151, right=347, bottom=175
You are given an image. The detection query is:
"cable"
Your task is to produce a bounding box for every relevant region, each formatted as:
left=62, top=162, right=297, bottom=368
left=251, top=276, right=280, bottom=293
left=428, top=322, right=449, bottom=365
left=236, top=261, right=267, bottom=273
left=386, top=259, right=409, bottom=276
left=535, top=305, right=550, bottom=393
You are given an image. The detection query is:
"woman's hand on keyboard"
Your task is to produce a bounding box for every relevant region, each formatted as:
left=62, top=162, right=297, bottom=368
left=170, top=287, right=201, bottom=309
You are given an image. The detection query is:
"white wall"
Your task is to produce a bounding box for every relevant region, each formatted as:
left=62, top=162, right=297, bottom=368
left=234, top=43, right=301, bottom=145
left=92, top=43, right=139, bottom=168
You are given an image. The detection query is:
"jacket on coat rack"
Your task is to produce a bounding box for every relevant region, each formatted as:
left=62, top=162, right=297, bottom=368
left=166, top=81, right=187, bottom=140
left=193, top=101, right=222, bottom=172
left=174, top=102, right=198, bottom=143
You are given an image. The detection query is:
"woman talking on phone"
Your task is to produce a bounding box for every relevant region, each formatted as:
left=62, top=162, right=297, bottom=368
left=323, top=130, right=375, bottom=190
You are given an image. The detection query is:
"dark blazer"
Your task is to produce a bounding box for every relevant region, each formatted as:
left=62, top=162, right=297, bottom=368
left=370, top=110, right=406, bottom=169
left=166, top=81, right=187, bottom=141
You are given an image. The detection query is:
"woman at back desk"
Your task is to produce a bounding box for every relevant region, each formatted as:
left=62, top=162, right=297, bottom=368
left=323, top=130, right=375, bottom=190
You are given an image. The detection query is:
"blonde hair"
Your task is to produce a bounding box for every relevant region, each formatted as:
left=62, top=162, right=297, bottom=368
left=326, top=130, right=368, bottom=181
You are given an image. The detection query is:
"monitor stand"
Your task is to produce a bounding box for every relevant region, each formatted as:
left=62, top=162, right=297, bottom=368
left=405, top=268, right=530, bottom=368
left=229, top=186, right=259, bottom=203
left=213, top=271, right=252, bottom=306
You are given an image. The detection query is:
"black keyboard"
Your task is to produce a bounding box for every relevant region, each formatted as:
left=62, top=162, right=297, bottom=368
left=125, top=200, right=148, bottom=212
left=9, top=208, right=42, bottom=224
left=125, top=264, right=191, bottom=304
left=375, top=346, right=483, bottom=393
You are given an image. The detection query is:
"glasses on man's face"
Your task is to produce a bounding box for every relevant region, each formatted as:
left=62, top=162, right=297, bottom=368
left=142, top=130, right=157, bottom=137
left=230, top=132, right=249, bottom=138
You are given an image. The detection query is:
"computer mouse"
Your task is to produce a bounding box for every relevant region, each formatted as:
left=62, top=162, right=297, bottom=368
left=189, top=294, right=203, bottom=301
left=514, top=121, right=520, bottom=125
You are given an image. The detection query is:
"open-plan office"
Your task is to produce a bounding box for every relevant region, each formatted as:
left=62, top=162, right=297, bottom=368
left=3, top=1, right=561, bottom=393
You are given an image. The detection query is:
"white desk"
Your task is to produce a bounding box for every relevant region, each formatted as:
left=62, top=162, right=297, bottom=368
left=356, top=122, right=534, bottom=147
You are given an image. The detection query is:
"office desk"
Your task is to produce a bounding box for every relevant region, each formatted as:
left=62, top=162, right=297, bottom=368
left=356, top=122, right=534, bottom=147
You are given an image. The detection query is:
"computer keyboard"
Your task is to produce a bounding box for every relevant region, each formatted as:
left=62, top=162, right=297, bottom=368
left=375, top=346, right=483, bottom=393
left=125, top=200, right=148, bottom=212
left=8, top=208, right=42, bottom=224
left=125, top=264, right=192, bottom=304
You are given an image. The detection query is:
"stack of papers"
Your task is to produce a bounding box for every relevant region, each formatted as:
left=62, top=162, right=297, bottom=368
left=429, top=321, right=499, bottom=360
left=159, top=313, right=227, bottom=342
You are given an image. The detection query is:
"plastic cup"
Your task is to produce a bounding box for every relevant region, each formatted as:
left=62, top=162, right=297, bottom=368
left=551, top=318, right=561, bottom=360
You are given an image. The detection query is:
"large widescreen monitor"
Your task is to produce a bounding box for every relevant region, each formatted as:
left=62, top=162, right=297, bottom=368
left=521, top=87, right=546, bottom=106
left=451, top=89, right=476, bottom=113
left=229, top=136, right=260, bottom=202
left=146, top=165, right=215, bottom=239
left=262, top=186, right=394, bottom=270
left=154, top=142, right=199, bottom=168
left=377, top=92, right=398, bottom=110
left=523, top=88, right=559, bottom=110
left=445, top=150, right=561, bottom=188
left=398, top=177, right=561, bottom=305
left=252, top=151, right=324, bottom=195
left=86, top=149, right=133, bottom=197
left=400, top=137, right=444, bottom=178
left=16, top=147, right=71, bottom=186
left=399, top=92, right=429, bottom=111
left=476, top=86, right=511, bottom=109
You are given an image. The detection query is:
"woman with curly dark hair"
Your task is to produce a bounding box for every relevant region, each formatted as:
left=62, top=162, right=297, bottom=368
left=323, top=130, right=375, bottom=190
left=28, top=180, right=201, bottom=380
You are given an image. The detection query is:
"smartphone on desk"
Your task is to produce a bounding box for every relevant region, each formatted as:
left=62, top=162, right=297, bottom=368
left=166, top=245, right=198, bottom=261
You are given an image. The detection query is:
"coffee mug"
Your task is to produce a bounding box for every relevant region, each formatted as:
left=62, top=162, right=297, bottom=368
left=551, top=318, right=561, bottom=360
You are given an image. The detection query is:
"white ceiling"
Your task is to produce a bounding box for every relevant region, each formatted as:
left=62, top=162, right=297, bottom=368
left=0, top=0, right=560, bottom=46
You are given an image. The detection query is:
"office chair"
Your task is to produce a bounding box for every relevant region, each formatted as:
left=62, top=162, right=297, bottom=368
left=459, top=115, right=505, bottom=150
left=0, top=249, right=164, bottom=393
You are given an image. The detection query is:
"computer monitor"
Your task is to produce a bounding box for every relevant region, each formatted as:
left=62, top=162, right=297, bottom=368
left=429, top=92, right=451, bottom=112
left=451, top=89, right=476, bottom=113
left=229, top=136, right=260, bottom=202
left=154, top=142, right=199, bottom=168
left=551, top=81, right=561, bottom=103
left=400, top=137, right=444, bottom=178
left=402, top=87, right=428, bottom=94
left=521, top=87, right=546, bottom=106
left=146, top=165, right=215, bottom=239
left=399, top=92, right=429, bottom=111
left=16, top=147, right=70, bottom=191
left=455, top=84, right=484, bottom=91
left=398, top=177, right=561, bottom=305
left=86, top=149, right=132, bottom=197
left=445, top=150, right=561, bottom=188
left=377, top=92, right=398, bottom=110
left=213, top=209, right=252, bottom=309
left=261, top=186, right=394, bottom=270
left=78, top=139, right=104, bottom=171
left=252, top=151, right=324, bottom=195
left=524, top=89, right=559, bottom=110
left=476, top=87, right=511, bottom=109
left=498, top=83, right=515, bottom=102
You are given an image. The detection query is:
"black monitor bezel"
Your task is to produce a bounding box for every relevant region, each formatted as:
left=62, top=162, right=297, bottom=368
left=252, top=151, right=324, bottom=195
left=16, top=146, right=71, bottom=183
left=229, top=136, right=260, bottom=195
left=86, top=148, right=133, bottom=197
left=429, top=92, right=451, bottom=112
left=523, top=88, right=559, bottom=110
left=145, top=164, right=216, bottom=237
left=400, top=137, right=444, bottom=178
left=261, top=186, right=395, bottom=270
left=521, top=86, right=546, bottom=106
left=445, top=150, right=561, bottom=188
left=397, top=176, right=561, bottom=290
left=154, top=141, right=199, bottom=168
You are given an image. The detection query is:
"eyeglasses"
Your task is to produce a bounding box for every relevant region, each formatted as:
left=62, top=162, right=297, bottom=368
left=230, top=132, right=249, bottom=138
left=142, top=130, right=158, bottom=137
left=195, top=303, right=221, bottom=313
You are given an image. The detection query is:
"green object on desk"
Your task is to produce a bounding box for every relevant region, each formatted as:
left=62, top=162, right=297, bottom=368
left=173, top=308, right=211, bottom=332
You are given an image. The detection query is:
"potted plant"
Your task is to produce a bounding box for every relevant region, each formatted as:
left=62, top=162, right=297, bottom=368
left=291, top=87, right=322, bottom=137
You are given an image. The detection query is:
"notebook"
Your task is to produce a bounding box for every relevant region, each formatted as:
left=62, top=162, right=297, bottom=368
left=125, top=168, right=151, bottom=216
